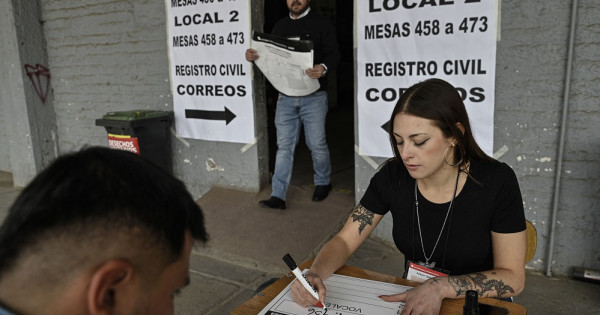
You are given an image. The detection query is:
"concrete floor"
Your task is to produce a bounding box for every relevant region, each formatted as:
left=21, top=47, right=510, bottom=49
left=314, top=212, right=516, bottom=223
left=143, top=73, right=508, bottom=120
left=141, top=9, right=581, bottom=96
left=0, top=107, right=599, bottom=314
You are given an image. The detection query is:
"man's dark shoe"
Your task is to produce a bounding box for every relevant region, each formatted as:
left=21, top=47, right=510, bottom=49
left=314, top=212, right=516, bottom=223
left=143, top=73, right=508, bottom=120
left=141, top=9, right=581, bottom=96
left=313, top=184, right=332, bottom=202
left=258, top=196, right=286, bottom=210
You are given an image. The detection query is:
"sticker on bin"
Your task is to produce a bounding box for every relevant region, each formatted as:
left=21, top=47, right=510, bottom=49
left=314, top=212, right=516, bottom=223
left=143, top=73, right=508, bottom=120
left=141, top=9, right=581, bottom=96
left=108, top=134, right=140, bottom=154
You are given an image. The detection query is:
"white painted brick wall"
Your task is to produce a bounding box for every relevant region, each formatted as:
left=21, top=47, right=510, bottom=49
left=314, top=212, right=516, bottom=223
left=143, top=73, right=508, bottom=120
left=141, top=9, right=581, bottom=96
left=41, top=0, right=173, bottom=152
left=40, top=0, right=265, bottom=199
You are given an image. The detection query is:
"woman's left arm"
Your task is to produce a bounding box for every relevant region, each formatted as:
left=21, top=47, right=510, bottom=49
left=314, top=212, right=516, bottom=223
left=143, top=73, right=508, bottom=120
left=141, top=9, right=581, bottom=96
left=445, top=230, right=527, bottom=297
left=381, top=230, right=527, bottom=315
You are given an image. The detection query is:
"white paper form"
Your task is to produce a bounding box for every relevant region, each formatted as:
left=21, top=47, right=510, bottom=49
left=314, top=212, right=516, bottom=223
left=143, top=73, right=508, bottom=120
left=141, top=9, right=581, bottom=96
left=250, top=32, right=320, bottom=97
left=258, top=272, right=411, bottom=315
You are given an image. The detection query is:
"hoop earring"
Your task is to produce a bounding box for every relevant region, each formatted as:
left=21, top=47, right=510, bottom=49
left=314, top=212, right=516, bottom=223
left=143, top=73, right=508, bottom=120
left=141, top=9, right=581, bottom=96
left=444, top=146, right=463, bottom=167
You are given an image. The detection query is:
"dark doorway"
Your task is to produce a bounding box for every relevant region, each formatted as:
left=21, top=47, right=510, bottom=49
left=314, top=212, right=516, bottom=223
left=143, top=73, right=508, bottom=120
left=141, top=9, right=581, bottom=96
left=262, top=1, right=355, bottom=194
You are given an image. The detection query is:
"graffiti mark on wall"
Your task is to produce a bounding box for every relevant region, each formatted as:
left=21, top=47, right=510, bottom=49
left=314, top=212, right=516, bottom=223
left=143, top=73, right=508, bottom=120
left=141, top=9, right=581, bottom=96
left=24, top=64, right=51, bottom=104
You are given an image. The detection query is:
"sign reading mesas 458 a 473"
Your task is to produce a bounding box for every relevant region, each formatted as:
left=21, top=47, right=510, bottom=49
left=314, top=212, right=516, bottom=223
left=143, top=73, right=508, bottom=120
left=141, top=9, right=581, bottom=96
left=165, top=0, right=254, bottom=144
left=358, top=0, right=498, bottom=157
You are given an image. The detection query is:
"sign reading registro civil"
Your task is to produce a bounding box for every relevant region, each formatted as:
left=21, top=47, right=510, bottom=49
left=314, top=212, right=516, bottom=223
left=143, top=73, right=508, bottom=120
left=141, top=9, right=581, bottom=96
left=165, top=0, right=254, bottom=143
left=357, top=0, right=498, bottom=157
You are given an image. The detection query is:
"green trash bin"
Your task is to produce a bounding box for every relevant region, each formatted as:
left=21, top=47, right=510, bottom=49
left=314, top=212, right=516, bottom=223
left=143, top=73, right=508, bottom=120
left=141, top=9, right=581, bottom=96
left=96, top=110, right=174, bottom=173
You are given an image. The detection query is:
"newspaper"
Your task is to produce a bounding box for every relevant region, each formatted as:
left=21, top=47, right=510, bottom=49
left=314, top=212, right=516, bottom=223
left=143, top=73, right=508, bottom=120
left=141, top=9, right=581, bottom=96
left=250, top=31, right=320, bottom=97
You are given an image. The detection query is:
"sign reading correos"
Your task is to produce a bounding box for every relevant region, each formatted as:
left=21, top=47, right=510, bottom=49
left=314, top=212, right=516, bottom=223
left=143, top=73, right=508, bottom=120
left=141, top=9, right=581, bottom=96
left=165, top=0, right=254, bottom=143
left=357, top=0, right=498, bottom=157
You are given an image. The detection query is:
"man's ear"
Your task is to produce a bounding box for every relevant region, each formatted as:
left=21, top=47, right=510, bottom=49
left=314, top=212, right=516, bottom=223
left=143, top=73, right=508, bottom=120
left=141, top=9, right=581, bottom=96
left=87, top=259, right=134, bottom=315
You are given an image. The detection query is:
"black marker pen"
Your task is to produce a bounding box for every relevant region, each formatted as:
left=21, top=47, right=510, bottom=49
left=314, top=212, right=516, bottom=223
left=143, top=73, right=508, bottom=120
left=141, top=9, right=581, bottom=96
left=282, top=253, right=326, bottom=310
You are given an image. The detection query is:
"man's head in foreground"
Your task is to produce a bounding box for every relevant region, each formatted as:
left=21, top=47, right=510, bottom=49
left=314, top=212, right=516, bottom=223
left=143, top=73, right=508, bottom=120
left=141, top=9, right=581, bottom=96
left=0, top=147, right=208, bottom=314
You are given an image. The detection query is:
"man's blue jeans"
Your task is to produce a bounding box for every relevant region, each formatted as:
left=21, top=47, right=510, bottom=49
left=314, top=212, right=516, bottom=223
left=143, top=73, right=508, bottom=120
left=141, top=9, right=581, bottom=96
left=271, top=91, right=331, bottom=200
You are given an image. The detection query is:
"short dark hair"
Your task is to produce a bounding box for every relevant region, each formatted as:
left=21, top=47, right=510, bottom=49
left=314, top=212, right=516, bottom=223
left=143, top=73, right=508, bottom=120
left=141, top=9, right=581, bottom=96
left=0, top=147, right=208, bottom=277
left=388, top=78, right=492, bottom=167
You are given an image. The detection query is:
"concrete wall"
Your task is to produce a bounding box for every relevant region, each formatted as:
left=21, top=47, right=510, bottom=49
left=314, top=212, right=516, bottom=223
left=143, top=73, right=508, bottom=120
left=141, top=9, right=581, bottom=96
left=549, top=0, right=600, bottom=275
left=0, top=102, right=9, bottom=172
left=0, top=0, right=58, bottom=187
left=359, top=0, right=600, bottom=276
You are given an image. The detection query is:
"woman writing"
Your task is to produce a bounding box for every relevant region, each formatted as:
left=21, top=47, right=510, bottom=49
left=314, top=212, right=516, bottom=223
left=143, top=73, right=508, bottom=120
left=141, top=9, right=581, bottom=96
left=291, top=78, right=527, bottom=314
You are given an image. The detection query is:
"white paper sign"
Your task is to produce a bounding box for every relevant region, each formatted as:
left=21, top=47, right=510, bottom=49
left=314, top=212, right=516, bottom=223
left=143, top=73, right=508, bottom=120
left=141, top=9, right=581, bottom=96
left=357, top=0, right=498, bottom=157
left=165, top=0, right=254, bottom=143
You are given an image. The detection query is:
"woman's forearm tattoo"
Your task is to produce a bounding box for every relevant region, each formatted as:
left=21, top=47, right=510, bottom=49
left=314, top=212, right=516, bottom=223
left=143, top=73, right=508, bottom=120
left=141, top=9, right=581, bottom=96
left=448, top=272, right=515, bottom=297
left=351, top=204, right=374, bottom=234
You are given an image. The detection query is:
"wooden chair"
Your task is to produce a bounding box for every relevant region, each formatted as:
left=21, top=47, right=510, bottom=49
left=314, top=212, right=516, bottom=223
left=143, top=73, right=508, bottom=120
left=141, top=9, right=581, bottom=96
left=525, top=220, right=537, bottom=263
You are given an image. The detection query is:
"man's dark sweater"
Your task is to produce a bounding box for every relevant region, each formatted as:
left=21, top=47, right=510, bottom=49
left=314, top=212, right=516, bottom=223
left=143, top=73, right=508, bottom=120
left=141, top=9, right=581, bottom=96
left=272, top=9, right=340, bottom=92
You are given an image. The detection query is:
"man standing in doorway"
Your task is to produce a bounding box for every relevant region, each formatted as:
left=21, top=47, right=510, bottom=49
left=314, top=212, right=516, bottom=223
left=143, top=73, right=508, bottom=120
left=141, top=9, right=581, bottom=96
left=245, top=0, right=340, bottom=210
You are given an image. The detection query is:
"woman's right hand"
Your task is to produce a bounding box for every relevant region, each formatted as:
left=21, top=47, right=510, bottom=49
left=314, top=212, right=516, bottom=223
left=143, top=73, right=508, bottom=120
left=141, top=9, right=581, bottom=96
left=290, top=272, right=327, bottom=308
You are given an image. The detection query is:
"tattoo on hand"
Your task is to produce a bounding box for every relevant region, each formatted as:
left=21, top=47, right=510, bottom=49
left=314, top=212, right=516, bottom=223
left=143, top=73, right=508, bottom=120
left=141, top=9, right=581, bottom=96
left=351, top=204, right=374, bottom=234
left=448, top=272, right=515, bottom=297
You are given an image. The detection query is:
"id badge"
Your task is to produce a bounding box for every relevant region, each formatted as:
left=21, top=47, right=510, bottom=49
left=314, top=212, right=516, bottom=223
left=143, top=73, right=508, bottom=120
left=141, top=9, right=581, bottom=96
left=405, top=261, right=449, bottom=283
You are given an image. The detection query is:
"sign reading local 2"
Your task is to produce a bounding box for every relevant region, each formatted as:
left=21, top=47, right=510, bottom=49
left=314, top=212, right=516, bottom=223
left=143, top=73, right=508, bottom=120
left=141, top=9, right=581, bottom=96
left=358, top=0, right=498, bottom=157
left=165, top=0, right=254, bottom=143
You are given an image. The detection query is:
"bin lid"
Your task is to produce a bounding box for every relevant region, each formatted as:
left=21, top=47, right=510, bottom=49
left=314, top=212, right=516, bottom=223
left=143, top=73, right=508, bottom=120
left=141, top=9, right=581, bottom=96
left=101, top=110, right=172, bottom=121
